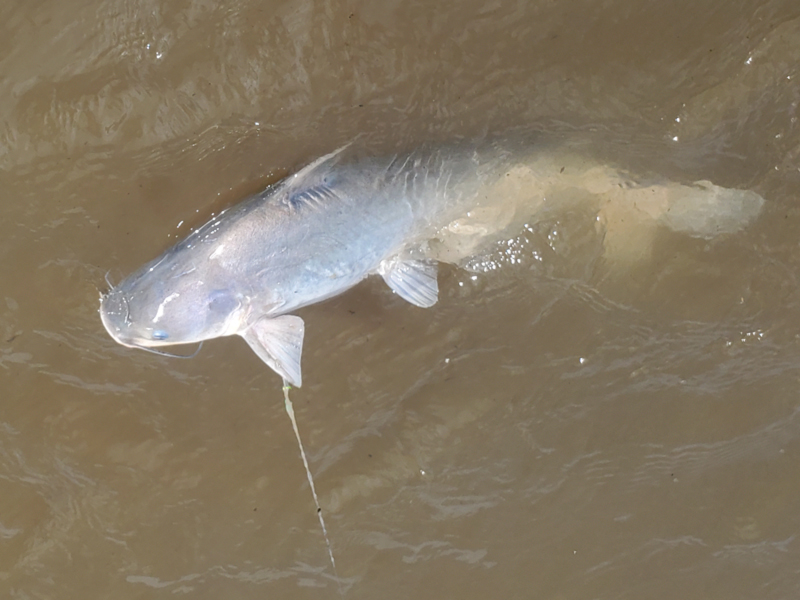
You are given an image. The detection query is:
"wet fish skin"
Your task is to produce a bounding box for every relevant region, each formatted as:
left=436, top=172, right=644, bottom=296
left=100, top=142, right=515, bottom=386
left=100, top=139, right=765, bottom=386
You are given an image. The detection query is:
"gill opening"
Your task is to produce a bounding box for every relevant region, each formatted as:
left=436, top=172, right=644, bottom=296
left=131, top=342, right=204, bottom=359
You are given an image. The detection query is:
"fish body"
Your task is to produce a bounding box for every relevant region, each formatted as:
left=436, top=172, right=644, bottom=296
left=100, top=142, right=517, bottom=385
left=100, top=139, right=765, bottom=386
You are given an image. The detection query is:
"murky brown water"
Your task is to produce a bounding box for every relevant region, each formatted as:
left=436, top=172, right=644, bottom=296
left=2, top=0, right=800, bottom=598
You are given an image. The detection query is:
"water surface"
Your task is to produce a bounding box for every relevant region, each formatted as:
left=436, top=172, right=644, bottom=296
left=1, top=0, right=800, bottom=598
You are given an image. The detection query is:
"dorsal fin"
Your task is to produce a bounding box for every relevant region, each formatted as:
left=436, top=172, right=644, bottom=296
left=289, top=142, right=352, bottom=179
left=278, top=142, right=353, bottom=212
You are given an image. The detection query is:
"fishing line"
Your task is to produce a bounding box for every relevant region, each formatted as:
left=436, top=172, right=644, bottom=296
left=282, top=381, right=343, bottom=596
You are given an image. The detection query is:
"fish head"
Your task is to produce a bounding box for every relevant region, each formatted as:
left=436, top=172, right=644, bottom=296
left=100, top=250, right=248, bottom=351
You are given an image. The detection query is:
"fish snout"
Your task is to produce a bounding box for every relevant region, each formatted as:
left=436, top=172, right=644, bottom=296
left=99, top=290, right=134, bottom=346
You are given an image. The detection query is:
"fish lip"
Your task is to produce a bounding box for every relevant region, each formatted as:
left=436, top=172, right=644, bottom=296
left=99, top=313, right=135, bottom=347
left=99, top=294, right=141, bottom=348
left=100, top=320, right=174, bottom=351
left=99, top=297, right=184, bottom=351
left=99, top=308, right=168, bottom=350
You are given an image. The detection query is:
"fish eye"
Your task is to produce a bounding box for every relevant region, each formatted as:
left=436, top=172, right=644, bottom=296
left=152, top=330, right=169, bottom=340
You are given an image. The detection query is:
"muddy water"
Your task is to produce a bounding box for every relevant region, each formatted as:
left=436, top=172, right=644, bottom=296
left=2, top=0, right=800, bottom=598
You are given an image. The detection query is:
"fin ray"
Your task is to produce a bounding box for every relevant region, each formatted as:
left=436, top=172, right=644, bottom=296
left=379, top=257, right=439, bottom=308
left=241, top=315, right=305, bottom=387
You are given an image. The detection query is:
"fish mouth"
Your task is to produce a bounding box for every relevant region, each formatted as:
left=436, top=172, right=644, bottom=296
left=99, top=300, right=203, bottom=358
left=99, top=291, right=153, bottom=347
left=99, top=303, right=168, bottom=349
left=99, top=290, right=134, bottom=344
left=122, top=338, right=204, bottom=358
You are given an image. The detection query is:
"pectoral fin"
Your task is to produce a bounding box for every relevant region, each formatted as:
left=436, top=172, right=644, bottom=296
left=241, top=315, right=305, bottom=387
left=378, top=257, right=439, bottom=308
